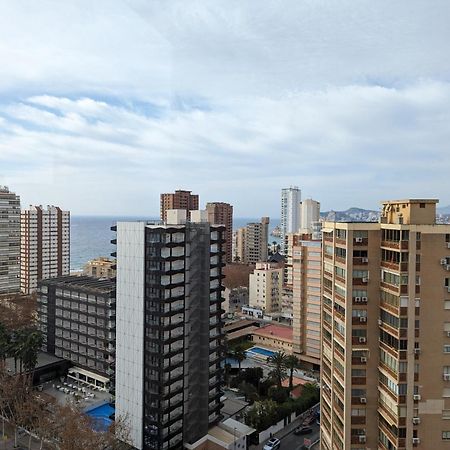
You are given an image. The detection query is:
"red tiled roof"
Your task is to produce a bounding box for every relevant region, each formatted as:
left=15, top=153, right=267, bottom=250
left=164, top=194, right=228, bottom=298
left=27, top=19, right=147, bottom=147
left=252, top=324, right=293, bottom=341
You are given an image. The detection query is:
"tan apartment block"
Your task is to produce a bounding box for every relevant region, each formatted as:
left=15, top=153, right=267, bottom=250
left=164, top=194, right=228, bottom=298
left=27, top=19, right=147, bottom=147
left=249, top=262, right=282, bottom=313
left=292, top=234, right=322, bottom=370
left=321, top=199, right=450, bottom=450
left=234, top=217, right=269, bottom=264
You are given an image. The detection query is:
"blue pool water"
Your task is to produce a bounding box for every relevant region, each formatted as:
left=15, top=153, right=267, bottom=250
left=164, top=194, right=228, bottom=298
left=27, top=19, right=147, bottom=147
left=85, top=403, right=115, bottom=431
left=246, top=346, right=276, bottom=358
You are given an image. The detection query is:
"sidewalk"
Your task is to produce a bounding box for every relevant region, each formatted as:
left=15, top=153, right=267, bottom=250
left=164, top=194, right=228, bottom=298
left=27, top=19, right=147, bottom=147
left=1, top=421, right=47, bottom=450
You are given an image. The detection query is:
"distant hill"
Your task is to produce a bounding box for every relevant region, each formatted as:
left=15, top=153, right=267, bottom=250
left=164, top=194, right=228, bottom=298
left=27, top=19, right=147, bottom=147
left=438, top=205, right=450, bottom=215
left=321, top=207, right=379, bottom=223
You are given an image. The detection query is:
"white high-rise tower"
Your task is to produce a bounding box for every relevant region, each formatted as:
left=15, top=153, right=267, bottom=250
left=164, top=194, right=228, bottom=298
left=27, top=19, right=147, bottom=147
left=280, top=186, right=301, bottom=253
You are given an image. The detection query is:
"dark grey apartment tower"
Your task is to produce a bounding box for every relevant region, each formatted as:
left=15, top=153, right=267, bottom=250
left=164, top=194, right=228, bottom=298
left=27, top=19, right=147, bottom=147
left=37, top=276, right=116, bottom=391
left=114, top=211, right=225, bottom=450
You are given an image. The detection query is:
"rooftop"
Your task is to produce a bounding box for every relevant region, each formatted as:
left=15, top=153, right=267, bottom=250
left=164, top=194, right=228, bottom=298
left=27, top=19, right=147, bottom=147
left=252, top=324, right=293, bottom=341
left=38, top=275, right=115, bottom=294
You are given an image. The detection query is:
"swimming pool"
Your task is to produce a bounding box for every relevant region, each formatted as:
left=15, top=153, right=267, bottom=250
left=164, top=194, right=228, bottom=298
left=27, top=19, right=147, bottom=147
left=246, top=346, right=276, bottom=358
left=85, top=403, right=115, bottom=431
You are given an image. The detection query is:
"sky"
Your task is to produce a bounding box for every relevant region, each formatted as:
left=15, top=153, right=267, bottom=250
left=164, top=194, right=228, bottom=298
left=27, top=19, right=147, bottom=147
left=1, top=0, right=450, bottom=217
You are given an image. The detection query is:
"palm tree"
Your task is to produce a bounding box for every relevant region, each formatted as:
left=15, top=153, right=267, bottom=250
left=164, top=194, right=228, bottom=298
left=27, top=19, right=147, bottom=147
left=267, top=351, right=288, bottom=388
left=232, top=346, right=247, bottom=370
left=285, top=354, right=300, bottom=389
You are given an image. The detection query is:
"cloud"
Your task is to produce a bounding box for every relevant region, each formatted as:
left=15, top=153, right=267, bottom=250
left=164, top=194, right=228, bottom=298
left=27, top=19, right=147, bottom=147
left=1, top=80, right=450, bottom=215
left=0, top=1, right=449, bottom=214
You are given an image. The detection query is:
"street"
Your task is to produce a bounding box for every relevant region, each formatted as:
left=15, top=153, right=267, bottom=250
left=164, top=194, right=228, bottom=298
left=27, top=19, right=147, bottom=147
left=278, top=422, right=319, bottom=450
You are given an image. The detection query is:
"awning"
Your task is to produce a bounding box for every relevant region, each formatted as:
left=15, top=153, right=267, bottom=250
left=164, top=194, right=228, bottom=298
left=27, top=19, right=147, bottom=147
left=68, top=366, right=109, bottom=384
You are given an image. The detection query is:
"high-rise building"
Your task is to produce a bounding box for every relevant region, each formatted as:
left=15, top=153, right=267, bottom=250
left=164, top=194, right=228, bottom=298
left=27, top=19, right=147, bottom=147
left=20, top=205, right=70, bottom=294
left=234, top=218, right=269, bottom=265
left=0, top=186, right=20, bottom=295
left=321, top=199, right=450, bottom=450
left=206, top=202, right=233, bottom=264
left=281, top=186, right=301, bottom=253
left=114, top=210, right=225, bottom=450
left=160, top=190, right=199, bottom=222
left=291, top=234, right=321, bottom=370
left=249, top=262, right=282, bottom=313
left=37, top=276, right=116, bottom=390
left=300, top=198, right=320, bottom=233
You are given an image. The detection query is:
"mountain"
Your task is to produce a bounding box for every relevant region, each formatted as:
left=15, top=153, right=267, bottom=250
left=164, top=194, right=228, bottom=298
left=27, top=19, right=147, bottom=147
left=321, top=207, right=379, bottom=222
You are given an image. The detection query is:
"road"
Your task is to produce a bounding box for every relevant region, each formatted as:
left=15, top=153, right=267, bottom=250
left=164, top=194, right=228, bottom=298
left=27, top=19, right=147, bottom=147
left=279, top=422, right=320, bottom=450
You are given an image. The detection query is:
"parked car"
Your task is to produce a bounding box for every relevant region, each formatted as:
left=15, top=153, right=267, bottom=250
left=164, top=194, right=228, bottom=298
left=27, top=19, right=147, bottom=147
left=263, top=437, right=281, bottom=450
left=294, top=426, right=313, bottom=436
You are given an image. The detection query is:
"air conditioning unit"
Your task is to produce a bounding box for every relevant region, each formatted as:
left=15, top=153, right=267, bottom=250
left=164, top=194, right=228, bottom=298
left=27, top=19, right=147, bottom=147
left=446, top=265, right=450, bottom=271
left=355, top=237, right=363, bottom=243
left=412, top=417, right=421, bottom=425
left=354, top=296, right=361, bottom=302
left=360, top=356, right=367, bottom=363
left=412, top=438, right=420, bottom=445
left=359, top=337, right=367, bottom=343
left=359, top=316, right=367, bottom=323
left=361, top=296, right=368, bottom=302
left=444, top=373, right=450, bottom=381
left=359, top=397, right=367, bottom=404
left=358, top=435, right=366, bottom=443
left=362, top=257, right=369, bottom=263
left=413, top=394, right=421, bottom=401
left=414, top=348, right=421, bottom=354
left=362, top=277, right=369, bottom=283
left=378, top=319, right=383, bottom=326
left=446, top=331, right=450, bottom=338
left=441, top=258, right=447, bottom=265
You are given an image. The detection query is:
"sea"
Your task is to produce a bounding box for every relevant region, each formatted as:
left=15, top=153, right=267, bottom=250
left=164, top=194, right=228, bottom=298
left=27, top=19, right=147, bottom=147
left=70, top=216, right=281, bottom=272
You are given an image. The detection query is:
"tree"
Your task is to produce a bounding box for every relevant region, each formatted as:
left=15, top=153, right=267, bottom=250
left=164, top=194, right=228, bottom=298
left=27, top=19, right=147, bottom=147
left=231, top=345, right=246, bottom=370
left=285, top=354, right=300, bottom=389
left=267, top=351, right=288, bottom=388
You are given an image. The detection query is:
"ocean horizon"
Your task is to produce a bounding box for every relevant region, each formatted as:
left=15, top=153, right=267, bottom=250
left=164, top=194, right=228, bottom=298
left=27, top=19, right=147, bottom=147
left=70, top=215, right=281, bottom=271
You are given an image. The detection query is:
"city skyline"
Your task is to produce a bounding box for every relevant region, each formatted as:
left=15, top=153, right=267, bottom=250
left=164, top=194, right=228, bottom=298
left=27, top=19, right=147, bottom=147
left=1, top=1, right=450, bottom=215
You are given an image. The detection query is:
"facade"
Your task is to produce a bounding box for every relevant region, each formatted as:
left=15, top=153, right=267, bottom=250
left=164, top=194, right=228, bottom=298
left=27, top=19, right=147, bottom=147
left=206, top=202, right=233, bottom=264
left=114, top=212, right=225, bottom=450
left=160, top=190, right=199, bottom=222
left=234, top=218, right=269, bottom=264
left=291, top=235, right=321, bottom=370
left=300, top=198, right=320, bottom=233
left=249, top=263, right=282, bottom=313
left=83, top=257, right=116, bottom=278
left=0, top=186, right=20, bottom=295
left=37, top=276, right=116, bottom=389
left=21, top=205, right=70, bottom=294
left=281, top=186, right=301, bottom=253
left=321, top=199, right=450, bottom=450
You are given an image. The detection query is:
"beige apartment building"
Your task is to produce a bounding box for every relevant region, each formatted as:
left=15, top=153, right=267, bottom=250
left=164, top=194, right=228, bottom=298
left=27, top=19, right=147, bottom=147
left=160, top=189, right=199, bottom=222
left=249, top=262, right=282, bottom=313
left=233, top=217, right=269, bottom=264
left=321, top=199, right=450, bottom=450
left=20, top=205, right=70, bottom=294
left=83, top=257, right=116, bottom=278
left=291, top=234, right=322, bottom=370
left=206, top=202, right=233, bottom=263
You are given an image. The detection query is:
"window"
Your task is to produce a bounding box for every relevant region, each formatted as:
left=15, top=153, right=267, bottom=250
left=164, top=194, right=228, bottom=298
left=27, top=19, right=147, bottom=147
left=445, top=301, right=450, bottom=310
left=444, top=345, right=450, bottom=354
left=442, top=431, right=450, bottom=440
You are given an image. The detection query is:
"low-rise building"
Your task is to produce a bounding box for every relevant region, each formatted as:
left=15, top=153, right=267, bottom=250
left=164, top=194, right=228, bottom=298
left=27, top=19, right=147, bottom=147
left=223, top=286, right=248, bottom=315
left=82, top=257, right=116, bottom=278
left=250, top=324, right=293, bottom=354
left=37, top=275, right=116, bottom=391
